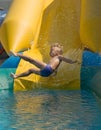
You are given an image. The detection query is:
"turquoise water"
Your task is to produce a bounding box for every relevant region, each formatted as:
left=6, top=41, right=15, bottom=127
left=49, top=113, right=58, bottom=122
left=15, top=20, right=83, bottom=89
left=0, top=89, right=101, bottom=130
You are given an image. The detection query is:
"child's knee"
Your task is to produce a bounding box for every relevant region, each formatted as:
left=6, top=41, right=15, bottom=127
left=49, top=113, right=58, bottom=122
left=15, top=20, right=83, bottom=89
left=28, top=69, right=33, bottom=74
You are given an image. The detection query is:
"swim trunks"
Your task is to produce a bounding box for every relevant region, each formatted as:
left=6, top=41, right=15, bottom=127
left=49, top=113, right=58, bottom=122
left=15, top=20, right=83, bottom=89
left=40, top=65, right=54, bottom=77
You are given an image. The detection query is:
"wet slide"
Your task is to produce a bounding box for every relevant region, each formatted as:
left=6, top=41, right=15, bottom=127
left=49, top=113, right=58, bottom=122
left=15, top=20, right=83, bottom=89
left=80, top=0, right=101, bottom=98
left=0, top=0, right=101, bottom=94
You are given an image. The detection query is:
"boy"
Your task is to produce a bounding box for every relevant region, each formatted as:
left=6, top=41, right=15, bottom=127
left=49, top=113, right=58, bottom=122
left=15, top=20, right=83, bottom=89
left=10, top=43, right=79, bottom=78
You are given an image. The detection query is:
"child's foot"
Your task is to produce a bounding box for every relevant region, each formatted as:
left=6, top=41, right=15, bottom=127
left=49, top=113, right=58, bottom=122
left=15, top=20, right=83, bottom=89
left=10, top=73, right=17, bottom=79
left=10, top=51, right=17, bottom=56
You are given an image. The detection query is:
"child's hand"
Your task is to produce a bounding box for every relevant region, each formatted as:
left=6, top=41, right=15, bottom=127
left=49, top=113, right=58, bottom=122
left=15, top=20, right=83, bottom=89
left=10, top=51, right=17, bottom=56
left=77, top=60, right=81, bottom=64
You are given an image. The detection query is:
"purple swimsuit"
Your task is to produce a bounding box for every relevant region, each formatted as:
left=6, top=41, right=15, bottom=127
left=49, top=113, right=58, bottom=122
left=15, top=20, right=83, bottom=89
left=40, top=65, right=54, bottom=77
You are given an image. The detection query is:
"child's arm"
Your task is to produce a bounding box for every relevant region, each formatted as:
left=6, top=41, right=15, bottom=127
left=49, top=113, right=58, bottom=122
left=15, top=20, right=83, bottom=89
left=59, top=55, right=79, bottom=64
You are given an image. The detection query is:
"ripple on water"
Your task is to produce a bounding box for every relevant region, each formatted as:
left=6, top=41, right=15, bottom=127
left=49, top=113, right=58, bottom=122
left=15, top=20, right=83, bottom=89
left=0, top=89, right=101, bottom=130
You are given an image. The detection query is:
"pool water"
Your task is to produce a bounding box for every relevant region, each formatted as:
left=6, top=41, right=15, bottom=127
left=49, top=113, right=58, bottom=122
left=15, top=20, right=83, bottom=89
left=0, top=89, right=101, bottom=130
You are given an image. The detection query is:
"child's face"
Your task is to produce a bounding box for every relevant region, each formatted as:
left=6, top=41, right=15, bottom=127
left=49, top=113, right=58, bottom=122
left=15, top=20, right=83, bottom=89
left=50, top=46, right=61, bottom=57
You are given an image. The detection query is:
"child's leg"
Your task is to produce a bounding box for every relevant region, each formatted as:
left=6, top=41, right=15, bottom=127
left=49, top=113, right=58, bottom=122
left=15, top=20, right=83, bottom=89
left=30, top=58, right=47, bottom=69
left=10, top=68, right=40, bottom=79
left=12, top=52, right=47, bottom=69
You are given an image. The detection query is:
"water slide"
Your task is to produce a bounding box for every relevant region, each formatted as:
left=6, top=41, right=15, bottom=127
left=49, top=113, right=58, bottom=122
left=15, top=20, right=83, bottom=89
left=80, top=0, right=101, bottom=98
left=0, top=0, right=101, bottom=96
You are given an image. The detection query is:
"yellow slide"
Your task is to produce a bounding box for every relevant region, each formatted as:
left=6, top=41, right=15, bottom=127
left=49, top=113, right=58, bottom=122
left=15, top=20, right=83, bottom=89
left=0, top=0, right=83, bottom=91
left=80, top=0, right=101, bottom=52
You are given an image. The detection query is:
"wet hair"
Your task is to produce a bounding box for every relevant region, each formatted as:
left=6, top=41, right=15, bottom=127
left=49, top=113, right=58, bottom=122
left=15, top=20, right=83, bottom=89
left=51, top=43, right=63, bottom=54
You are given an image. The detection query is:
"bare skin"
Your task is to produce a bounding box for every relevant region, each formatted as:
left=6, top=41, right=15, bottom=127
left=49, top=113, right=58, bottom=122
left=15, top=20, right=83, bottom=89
left=10, top=44, right=79, bottom=79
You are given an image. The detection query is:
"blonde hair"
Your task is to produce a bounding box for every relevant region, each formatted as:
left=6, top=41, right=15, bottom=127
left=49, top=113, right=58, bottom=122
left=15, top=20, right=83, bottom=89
left=51, top=43, right=63, bottom=54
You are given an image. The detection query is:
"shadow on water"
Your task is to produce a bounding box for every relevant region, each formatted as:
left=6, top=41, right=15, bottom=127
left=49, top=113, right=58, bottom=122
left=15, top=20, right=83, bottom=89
left=0, top=89, right=101, bottom=130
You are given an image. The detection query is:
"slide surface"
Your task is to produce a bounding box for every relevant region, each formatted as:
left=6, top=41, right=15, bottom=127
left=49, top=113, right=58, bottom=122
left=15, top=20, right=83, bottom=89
left=0, top=0, right=83, bottom=91
left=13, top=0, right=82, bottom=91
left=80, top=0, right=101, bottom=52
